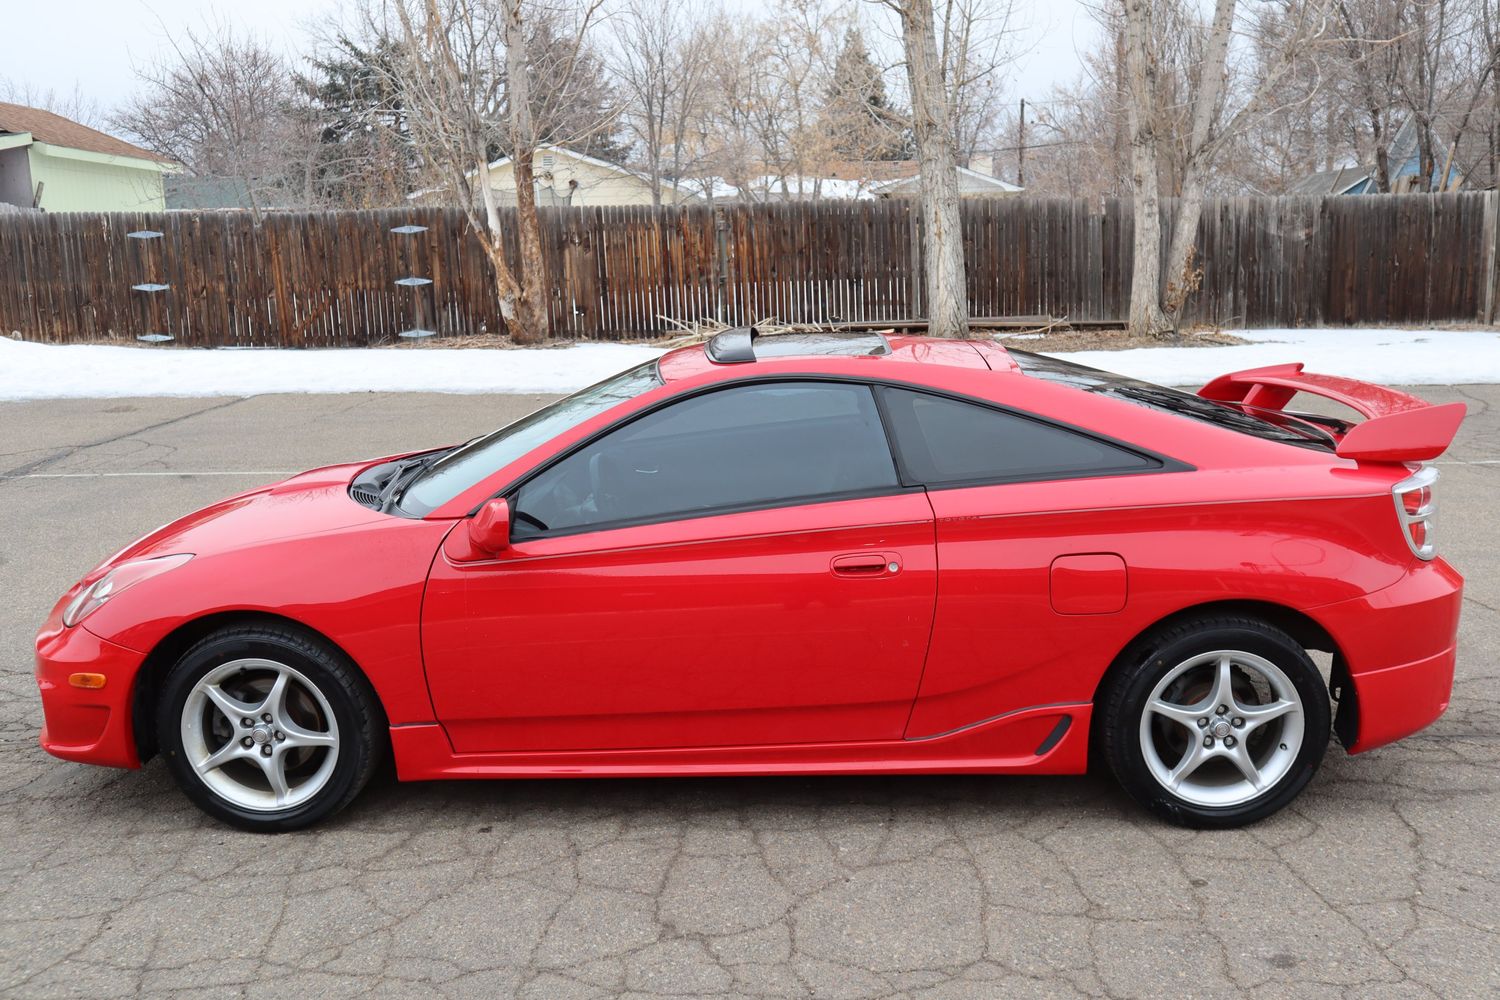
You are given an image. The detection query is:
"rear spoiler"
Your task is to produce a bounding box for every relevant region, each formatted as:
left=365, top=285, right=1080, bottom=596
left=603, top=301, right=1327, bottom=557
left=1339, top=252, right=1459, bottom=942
left=1198, top=363, right=1465, bottom=463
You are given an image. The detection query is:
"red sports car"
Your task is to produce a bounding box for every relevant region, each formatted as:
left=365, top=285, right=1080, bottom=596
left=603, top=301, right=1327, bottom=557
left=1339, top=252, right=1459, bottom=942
left=35, top=331, right=1465, bottom=832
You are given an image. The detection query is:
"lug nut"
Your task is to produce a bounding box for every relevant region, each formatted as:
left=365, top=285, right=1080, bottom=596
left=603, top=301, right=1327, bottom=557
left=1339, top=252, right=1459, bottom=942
left=1196, top=718, right=1209, bottom=729
left=260, top=745, right=273, bottom=757
left=261, top=713, right=273, bottom=723
left=1232, top=717, right=1245, bottom=728
left=274, top=731, right=285, bottom=741
left=1216, top=705, right=1229, bottom=715
left=1224, top=736, right=1237, bottom=748
left=241, top=718, right=253, bottom=728
left=241, top=737, right=253, bottom=748
left=1203, top=735, right=1214, bottom=748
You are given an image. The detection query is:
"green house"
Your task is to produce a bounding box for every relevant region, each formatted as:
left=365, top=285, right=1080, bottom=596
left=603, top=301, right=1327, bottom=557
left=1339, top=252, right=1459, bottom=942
left=0, top=102, right=177, bottom=212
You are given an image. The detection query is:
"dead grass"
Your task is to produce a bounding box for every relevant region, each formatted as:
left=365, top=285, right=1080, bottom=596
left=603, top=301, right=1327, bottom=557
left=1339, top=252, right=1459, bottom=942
left=990, top=326, right=1247, bottom=352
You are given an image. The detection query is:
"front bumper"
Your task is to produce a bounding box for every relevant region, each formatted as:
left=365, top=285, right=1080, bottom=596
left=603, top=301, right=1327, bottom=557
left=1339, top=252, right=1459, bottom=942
left=35, top=617, right=146, bottom=769
left=1315, top=557, right=1463, bottom=753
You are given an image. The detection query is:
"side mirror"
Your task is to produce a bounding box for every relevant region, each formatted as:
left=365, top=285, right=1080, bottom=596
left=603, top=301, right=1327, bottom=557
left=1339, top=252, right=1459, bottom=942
left=467, top=498, right=512, bottom=555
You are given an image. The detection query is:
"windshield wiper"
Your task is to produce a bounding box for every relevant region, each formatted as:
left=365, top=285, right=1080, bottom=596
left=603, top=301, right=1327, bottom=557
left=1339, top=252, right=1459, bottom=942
left=378, top=449, right=451, bottom=513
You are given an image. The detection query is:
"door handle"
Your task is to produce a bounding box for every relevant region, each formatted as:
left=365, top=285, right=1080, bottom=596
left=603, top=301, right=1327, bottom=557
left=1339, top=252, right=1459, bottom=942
left=831, top=553, right=899, bottom=577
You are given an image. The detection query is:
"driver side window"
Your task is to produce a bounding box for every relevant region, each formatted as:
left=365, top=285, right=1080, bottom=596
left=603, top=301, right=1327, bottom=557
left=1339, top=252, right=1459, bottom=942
left=512, top=382, right=898, bottom=538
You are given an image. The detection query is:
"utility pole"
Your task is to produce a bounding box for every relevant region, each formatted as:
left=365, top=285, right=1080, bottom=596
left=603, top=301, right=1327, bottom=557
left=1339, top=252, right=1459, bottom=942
left=1017, top=98, right=1026, bottom=188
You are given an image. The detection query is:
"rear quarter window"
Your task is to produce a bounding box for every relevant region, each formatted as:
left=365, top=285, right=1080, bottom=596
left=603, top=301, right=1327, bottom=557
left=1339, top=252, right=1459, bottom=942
left=877, top=386, right=1159, bottom=485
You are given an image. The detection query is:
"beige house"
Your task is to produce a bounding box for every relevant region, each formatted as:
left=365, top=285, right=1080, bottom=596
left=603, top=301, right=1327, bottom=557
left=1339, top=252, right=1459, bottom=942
left=413, top=145, right=702, bottom=208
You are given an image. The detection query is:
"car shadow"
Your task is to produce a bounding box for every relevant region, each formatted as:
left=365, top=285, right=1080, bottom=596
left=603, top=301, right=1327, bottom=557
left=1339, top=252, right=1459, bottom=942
left=331, top=768, right=1132, bottom=834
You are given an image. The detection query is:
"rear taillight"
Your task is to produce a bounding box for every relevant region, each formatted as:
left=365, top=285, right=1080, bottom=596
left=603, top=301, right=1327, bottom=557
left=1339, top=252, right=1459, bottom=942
left=1392, top=466, right=1438, bottom=560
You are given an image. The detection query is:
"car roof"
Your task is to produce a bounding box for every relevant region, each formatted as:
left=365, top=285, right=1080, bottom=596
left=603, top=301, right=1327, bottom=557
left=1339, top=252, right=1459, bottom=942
left=656, top=329, right=1019, bottom=380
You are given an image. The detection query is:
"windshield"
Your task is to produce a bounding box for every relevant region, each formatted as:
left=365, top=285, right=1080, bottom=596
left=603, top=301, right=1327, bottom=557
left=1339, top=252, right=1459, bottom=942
left=399, top=360, right=664, bottom=516
left=1009, top=350, right=1336, bottom=451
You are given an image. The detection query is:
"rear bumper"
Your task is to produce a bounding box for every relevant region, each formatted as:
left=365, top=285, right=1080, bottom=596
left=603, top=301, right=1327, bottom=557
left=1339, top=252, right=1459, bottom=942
left=1315, top=558, right=1462, bottom=753
left=35, top=619, right=145, bottom=769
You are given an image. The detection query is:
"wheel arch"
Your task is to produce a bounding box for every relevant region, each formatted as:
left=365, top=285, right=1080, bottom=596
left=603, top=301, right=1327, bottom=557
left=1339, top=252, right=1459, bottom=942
left=1091, top=598, right=1351, bottom=743
left=130, top=610, right=390, bottom=763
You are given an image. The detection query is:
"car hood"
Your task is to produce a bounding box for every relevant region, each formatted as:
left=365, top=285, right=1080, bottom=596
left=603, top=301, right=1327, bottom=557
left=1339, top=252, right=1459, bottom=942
left=98, top=461, right=392, bottom=571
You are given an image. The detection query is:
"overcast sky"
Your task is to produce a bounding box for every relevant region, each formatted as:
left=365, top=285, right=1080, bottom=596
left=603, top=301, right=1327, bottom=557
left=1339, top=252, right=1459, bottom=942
left=4, top=0, right=1101, bottom=132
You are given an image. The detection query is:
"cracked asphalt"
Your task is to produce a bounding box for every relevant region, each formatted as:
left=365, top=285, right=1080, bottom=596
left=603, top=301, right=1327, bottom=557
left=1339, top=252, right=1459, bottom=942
left=0, top=385, right=1496, bottom=999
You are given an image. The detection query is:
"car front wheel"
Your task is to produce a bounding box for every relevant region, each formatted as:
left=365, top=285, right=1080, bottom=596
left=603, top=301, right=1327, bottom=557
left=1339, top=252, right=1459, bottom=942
left=1100, top=615, right=1332, bottom=828
left=156, top=624, right=383, bottom=832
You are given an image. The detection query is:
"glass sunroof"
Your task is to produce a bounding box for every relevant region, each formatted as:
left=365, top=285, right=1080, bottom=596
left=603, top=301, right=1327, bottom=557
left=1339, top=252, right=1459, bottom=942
left=753, top=332, right=890, bottom=357
left=707, top=329, right=891, bottom=363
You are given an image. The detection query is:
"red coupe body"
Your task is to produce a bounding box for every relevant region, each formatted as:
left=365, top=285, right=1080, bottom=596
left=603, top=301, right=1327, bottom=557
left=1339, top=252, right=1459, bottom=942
left=36, top=335, right=1463, bottom=788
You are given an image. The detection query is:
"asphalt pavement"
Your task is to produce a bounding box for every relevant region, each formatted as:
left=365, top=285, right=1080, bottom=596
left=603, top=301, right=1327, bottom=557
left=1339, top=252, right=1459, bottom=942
left=0, top=385, right=1496, bottom=999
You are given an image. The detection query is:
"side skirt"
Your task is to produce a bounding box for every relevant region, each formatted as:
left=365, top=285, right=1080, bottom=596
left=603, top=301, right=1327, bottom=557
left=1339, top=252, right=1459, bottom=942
left=389, top=702, right=1093, bottom=781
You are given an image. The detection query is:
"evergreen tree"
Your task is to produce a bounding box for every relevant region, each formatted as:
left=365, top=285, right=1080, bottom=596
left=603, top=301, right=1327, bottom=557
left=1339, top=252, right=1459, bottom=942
left=823, top=27, right=912, bottom=161
left=299, top=35, right=415, bottom=207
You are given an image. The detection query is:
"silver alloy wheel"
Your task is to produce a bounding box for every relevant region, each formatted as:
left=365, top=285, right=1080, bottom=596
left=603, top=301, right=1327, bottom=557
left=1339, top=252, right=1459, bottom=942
left=180, top=658, right=340, bottom=812
left=1138, top=649, right=1305, bottom=808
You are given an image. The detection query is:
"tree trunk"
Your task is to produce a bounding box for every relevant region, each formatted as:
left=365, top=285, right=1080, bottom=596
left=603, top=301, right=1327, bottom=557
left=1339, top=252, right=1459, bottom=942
left=1156, top=0, right=1234, bottom=335
left=1372, top=114, right=1392, bottom=192
left=1124, top=0, right=1236, bottom=337
left=501, top=0, right=550, bottom=344
left=896, top=0, right=969, bottom=339
left=477, top=159, right=525, bottom=326
left=1417, top=123, right=1437, bottom=193
left=1122, top=0, right=1168, bottom=336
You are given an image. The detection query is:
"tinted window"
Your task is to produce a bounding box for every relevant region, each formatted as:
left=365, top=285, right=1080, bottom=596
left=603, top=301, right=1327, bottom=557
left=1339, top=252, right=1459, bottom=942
left=879, top=387, right=1155, bottom=484
left=513, top=382, right=899, bottom=536
left=400, top=360, right=663, bottom=515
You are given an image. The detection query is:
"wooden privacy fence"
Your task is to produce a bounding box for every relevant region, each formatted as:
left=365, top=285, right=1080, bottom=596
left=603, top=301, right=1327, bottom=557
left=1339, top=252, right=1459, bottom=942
left=1, top=193, right=1496, bottom=346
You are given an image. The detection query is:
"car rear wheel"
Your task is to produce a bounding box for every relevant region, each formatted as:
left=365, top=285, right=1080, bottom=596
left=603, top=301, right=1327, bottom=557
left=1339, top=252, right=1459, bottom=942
left=1100, top=615, right=1331, bottom=828
left=156, top=624, right=383, bottom=832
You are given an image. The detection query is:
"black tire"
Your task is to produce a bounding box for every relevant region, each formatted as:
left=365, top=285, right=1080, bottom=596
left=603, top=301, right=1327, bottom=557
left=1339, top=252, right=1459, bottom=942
left=156, top=624, right=384, bottom=833
left=1098, top=614, right=1331, bottom=829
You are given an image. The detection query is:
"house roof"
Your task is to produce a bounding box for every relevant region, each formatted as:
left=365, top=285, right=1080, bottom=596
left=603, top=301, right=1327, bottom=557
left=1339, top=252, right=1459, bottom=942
left=872, top=167, right=1023, bottom=195
left=1287, top=165, right=1369, bottom=196
left=407, top=143, right=695, bottom=201
left=488, top=145, right=694, bottom=194
left=0, top=102, right=173, bottom=163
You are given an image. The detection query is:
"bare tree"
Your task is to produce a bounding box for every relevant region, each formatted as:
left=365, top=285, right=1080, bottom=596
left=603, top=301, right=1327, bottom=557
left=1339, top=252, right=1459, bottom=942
left=686, top=14, right=772, bottom=200
left=938, top=0, right=1018, bottom=164
left=1122, top=0, right=1328, bottom=336
left=1482, top=0, right=1500, bottom=187
left=113, top=21, right=321, bottom=219
left=384, top=0, right=604, bottom=343
left=606, top=0, right=715, bottom=205
left=1328, top=0, right=1407, bottom=191
left=882, top=0, right=970, bottom=338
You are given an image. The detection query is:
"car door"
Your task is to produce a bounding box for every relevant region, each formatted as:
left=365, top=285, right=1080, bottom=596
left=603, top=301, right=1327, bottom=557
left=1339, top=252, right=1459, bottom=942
left=870, top=386, right=1182, bottom=739
left=421, top=380, right=938, bottom=753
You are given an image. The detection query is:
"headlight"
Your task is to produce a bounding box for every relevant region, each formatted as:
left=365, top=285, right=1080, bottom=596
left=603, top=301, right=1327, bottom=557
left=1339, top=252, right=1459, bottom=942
left=62, top=553, right=194, bottom=627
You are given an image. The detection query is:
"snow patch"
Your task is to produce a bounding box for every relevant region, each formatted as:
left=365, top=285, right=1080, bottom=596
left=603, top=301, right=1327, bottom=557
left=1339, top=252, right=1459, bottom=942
left=0, top=339, right=666, bottom=401
left=0, top=327, right=1496, bottom=400
left=1048, top=328, right=1500, bottom=387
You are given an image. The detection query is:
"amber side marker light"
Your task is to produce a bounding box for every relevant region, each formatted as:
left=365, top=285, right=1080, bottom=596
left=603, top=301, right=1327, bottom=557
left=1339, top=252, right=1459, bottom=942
left=68, top=673, right=107, bottom=690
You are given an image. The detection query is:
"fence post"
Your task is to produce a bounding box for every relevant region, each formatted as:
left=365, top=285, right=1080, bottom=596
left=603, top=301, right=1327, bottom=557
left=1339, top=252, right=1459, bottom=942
left=1483, top=190, right=1498, bottom=325
left=713, top=206, right=730, bottom=324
